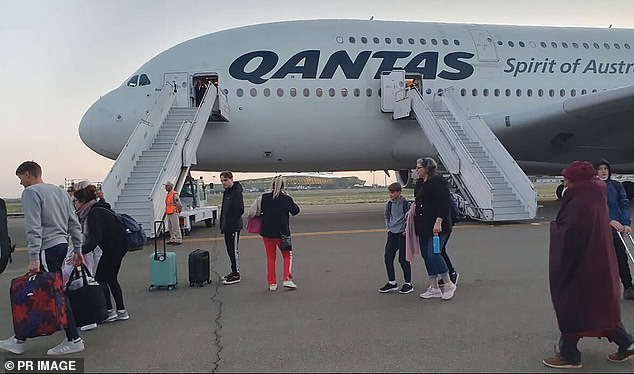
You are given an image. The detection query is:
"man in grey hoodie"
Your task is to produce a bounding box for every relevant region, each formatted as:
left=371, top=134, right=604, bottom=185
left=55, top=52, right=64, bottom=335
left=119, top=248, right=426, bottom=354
left=0, top=161, right=85, bottom=356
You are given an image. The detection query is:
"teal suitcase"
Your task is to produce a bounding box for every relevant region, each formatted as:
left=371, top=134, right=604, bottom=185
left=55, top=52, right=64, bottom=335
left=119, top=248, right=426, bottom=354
left=149, top=221, right=178, bottom=291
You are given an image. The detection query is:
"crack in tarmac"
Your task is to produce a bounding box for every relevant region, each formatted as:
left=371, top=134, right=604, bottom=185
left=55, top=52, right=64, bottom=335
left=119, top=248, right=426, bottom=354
left=208, top=240, right=224, bottom=373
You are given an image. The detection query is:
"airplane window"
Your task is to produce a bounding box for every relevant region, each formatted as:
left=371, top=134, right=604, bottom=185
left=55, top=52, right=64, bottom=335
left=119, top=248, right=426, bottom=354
left=127, top=75, right=139, bottom=87
left=527, top=89, right=533, bottom=97
left=529, top=41, right=537, bottom=48
left=290, top=88, right=297, bottom=97
left=538, top=89, right=544, bottom=97
left=236, top=88, right=243, bottom=97
left=443, top=39, right=449, bottom=45
left=540, top=42, right=547, bottom=48
left=497, top=41, right=503, bottom=46
left=508, top=41, right=514, bottom=47
left=519, top=41, right=525, bottom=47
left=483, top=88, right=489, bottom=97
left=560, top=89, right=566, bottom=97
left=604, top=43, right=610, bottom=49
left=328, top=88, right=335, bottom=97
left=303, top=88, right=310, bottom=97
left=494, top=89, right=500, bottom=96
left=454, top=39, right=460, bottom=46
left=516, top=89, right=522, bottom=97
left=593, top=43, right=599, bottom=49
left=336, top=36, right=344, bottom=43
left=615, top=43, right=620, bottom=49
left=625, top=43, right=631, bottom=49
left=431, top=39, right=438, bottom=45
left=505, top=89, right=511, bottom=97
left=263, top=88, right=270, bottom=97
left=581, top=89, right=587, bottom=95
left=460, top=88, right=466, bottom=96
left=572, top=42, right=579, bottom=48
left=592, top=89, right=598, bottom=93
left=277, top=88, right=284, bottom=97
left=561, top=42, right=568, bottom=48
left=316, top=88, right=323, bottom=97
left=366, top=88, right=372, bottom=97
left=349, top=37, right=356, bottom=43
left=549, top=89, right=555, bottom=97
left=397, top=38, right=403, bottom=44
left=570, top=89, right=576, bottom=97
left=472, top=89, right=478, bottom=97
left=353, top=88, right=360, bottom=97
left=341, top=88, right=348, bottom=97
left=373, top=37, right=380, bottom=44
left=420, top=38, right=426, bottom=45
left=139, top=74, right=151, bottom=86
left=250, top=88, right=257, bottom=97
left=408, top=38, right=415, bottom=44
left=385, top=38, right=392, bottom=44
left=583, top=42, right=589, bottom=49
left=551, top=42, right=557, bottom=48
left=361, top=37, right=368, bottom=44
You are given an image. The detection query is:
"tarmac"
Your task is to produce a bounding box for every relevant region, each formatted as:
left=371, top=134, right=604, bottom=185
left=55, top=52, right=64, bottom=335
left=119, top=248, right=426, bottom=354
left=1, top=201, right=634, bottom=372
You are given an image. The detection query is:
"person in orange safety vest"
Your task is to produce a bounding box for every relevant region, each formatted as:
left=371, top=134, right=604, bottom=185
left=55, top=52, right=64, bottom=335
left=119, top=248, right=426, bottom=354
left=164, top=181, right=182, bottom=245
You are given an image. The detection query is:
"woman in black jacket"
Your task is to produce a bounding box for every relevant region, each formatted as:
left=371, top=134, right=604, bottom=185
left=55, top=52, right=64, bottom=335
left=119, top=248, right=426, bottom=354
left=73, top=184, right=129, bottom=322
left=413, top=158, right=457, bottom=300
left=259, top=176, right=300, bottom=291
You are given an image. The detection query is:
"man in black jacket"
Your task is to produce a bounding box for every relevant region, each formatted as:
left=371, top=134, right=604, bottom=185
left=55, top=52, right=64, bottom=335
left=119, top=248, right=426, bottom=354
left=219, top=171, right=244, bottom=285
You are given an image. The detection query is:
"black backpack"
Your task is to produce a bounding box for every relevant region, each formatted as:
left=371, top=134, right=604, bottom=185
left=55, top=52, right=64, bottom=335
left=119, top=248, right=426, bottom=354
left=449, top=192, right=466, bottom=223
left=97, top=207, right=147, bottom=251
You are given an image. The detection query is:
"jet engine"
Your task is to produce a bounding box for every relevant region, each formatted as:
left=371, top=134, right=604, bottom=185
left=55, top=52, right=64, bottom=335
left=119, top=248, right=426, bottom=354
left=395, top=169, right=415, bottom=188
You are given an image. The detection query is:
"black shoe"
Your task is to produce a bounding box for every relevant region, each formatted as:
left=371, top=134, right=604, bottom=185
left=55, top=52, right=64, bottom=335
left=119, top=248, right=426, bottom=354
left=450, top=272, right=459, bottom=286
left=399, top=283, right=414, bottom=294
left=378, top=282, right=398, bottom=293
left=222, top=272, right=233, bottom=281
left=222, top=274, right=241, bottom=285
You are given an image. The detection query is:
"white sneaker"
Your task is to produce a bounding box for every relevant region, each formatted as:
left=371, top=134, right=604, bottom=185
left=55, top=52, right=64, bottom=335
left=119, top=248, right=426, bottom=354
left=283, top=280, right=297, bottom=289
left=47, top=338, right=85, bottom=355
left=0, top=336, right=26, bottom=355
left=103, top=309, right=117, bottom=323
left=420, top=286, right=443, bottom=299
left=268, top=284, right=278, bottom=291
left=116, top=310, right=130, bottom=321
left=442, top=283, right=457, bottom=300
left=79, top=323, right=97, bottom=331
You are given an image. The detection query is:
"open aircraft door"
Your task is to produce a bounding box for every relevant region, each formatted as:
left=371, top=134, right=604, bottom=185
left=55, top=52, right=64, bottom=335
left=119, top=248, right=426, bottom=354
left=380, top=70, right=406, bottom=113
left=164, top=72, right=190, bottom=107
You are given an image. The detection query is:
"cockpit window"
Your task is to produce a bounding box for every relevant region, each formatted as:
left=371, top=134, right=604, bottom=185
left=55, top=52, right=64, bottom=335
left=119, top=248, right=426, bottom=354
left=139, top=74, right=151, bottom=86
left=127, top=75, right=139, bottom=87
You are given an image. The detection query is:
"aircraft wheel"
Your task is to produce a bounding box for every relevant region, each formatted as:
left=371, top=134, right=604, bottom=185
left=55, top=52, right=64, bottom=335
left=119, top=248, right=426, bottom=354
left=205, top=218, right=213, bottom=227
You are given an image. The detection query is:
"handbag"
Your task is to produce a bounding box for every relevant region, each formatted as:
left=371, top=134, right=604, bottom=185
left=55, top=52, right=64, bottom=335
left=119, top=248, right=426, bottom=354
left=246, top=216, right=262, bottom=234
left=64, top=264, right=108, bottom=327
left=280, top=233, right=292, bottom=251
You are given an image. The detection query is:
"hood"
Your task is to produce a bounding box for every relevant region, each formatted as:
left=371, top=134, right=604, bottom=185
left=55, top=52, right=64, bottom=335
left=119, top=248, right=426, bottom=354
left=93, top=200, right=112, bottom=210
left=226, top=181, right=243, bottom=193
left=562, top=161, right=597, bottom=182
left=595, top=159, right=612, bottom=179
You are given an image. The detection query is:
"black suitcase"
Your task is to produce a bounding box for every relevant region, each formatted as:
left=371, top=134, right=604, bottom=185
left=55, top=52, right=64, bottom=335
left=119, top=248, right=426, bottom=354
left=188, top=249, right=210, bottom=287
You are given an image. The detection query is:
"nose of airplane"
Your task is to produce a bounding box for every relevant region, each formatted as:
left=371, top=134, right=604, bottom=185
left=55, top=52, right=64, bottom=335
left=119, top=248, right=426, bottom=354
left=78, top=106, right=93, bottom=148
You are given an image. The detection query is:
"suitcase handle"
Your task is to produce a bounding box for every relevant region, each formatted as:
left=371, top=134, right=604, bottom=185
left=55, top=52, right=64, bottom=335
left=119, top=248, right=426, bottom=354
left=617, top=232, right=634, bottom=265
left=153, top=220, right=166, bottom=260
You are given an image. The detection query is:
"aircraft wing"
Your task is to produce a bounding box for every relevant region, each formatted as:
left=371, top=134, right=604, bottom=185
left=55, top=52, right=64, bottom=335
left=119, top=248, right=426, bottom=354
left=484, top=84, right=634, bottom=171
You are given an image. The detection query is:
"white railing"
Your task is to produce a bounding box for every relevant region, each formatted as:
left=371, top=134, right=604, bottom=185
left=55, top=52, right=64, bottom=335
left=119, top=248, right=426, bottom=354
left=409, top=90, right=494, bottom=215
left=442, top=88, right=537, bottom=218
left=182, top=85, right=217, bottom=166
left=102, top=82, right=176, bottom=204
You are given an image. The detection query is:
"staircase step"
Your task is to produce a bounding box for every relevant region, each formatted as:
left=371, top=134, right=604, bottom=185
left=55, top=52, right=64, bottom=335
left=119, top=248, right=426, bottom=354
left=493, top=212, right=531, bottom=221
left=493, top=194, right=520, bottom=202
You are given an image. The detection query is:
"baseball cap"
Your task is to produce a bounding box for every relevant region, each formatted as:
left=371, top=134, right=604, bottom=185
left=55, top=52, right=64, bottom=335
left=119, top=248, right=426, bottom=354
left=163, top=181, right=174, bottom=187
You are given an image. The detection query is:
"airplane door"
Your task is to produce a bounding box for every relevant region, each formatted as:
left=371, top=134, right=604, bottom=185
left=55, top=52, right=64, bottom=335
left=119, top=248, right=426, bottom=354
left=380, top=70, right=406, bottom=112
left=164, top=72, right=190, bottom=107
left=469, top=30, right=499, bottom=62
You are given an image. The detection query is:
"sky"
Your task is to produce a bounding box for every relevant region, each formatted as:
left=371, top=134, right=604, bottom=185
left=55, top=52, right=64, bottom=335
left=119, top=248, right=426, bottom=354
left=1, top=0, right=633, bottom=198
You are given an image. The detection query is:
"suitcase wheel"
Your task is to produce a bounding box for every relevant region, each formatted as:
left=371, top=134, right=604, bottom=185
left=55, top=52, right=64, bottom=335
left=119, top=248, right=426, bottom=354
left=149, top=285, right=156, bottom=291
left=167, top=285, right=175, bottom=291
left=190, top=282, right=194, bottom=287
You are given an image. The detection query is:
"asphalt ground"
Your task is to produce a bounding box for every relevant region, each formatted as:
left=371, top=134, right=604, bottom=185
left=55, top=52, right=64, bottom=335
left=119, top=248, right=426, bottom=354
left=1, top=201, right=634, bottom=372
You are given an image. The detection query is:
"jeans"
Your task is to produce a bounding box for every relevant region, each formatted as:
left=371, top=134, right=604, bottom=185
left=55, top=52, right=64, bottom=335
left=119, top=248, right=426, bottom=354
left=559, top=323, right=634, bottom=362
left=384, top=232, right=411, bottom=283
left=419, top=234, right=449, bottom=278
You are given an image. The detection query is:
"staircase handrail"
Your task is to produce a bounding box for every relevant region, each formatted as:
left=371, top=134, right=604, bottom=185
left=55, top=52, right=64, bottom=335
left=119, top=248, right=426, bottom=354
left=409, top=89, right=494, bottom=212
left=441, top=88, right=537, bottom=217
left=182, top=85, right=217, bottom=166
left=102, top=82, right=176, bottom=204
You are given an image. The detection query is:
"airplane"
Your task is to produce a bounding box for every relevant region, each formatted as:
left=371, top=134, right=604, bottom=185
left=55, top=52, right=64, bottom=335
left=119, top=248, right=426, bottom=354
left=78, top=19, right=634, bottom=223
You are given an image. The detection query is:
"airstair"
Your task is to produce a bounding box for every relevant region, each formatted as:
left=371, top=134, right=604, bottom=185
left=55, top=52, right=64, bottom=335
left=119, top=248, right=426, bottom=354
left=101, top=82, right=229, bottom=237
left=381, top=71, right=536, bottom=222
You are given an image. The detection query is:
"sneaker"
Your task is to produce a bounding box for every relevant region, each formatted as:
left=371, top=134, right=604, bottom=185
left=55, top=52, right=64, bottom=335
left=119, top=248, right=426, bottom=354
left=542, top=355, right=582, bottom=369
left=268, top=284, right=278, bottom=291
left=79, top=323, right=97, bottom=331
left=442, top=283, right=457, bottom=300
left=399, top=283, right=414, bottom=294
left=103, top=309, right=117, bottom=323
left=222, top=274, right=241, bottom=285
left=624, top=287, right=634, bottom=300
left=0, top=336, right=26, bottom=355
left=378, top=282, right=399, bottom=293
left=47, top=338, right=85, bottom=356
left=450, top=271, right=460, bottom=286
left=607, top=342, right=634, bottom=362
left=116, top=310, right=130, bottom=321
left=438, top=278, right=445, bottom=287
left=420, top=286, right=443, bottom=299
left=222, top=272, right=233, bottom=281
left=283, top=280, right=297, bottom=289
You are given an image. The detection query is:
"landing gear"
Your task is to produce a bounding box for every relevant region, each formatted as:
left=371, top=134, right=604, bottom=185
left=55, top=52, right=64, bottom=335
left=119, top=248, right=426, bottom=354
left=556, top=183, right=565, bottom=200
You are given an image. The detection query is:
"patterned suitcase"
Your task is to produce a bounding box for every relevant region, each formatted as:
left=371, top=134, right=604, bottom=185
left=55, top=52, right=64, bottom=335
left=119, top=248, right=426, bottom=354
left=10, top=272, right=69, bottom=338
left=188, top=249, right=210, bottom=287
left=149, top=221, right=177, bottom=291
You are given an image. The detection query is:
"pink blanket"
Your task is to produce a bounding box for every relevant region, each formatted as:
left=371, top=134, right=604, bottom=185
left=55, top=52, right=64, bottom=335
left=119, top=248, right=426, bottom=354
left=405, top=203, right=420, bottom=263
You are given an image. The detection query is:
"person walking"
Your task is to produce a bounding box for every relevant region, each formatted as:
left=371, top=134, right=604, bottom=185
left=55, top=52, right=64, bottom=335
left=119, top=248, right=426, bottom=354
left=0, top=161, right=85, bottom=355
left=378, top=183, right=413, bottom=294
left=413, top=157, right=457, bottom=300
left=259, top=176, right=300, bottom=291
left=596, top=159, right=634, bottom=300
left=164, top=181, right=182, bottom=245
left=543, top=161, right=634, bottom=369
left=219, top=171, right=244, bottom=285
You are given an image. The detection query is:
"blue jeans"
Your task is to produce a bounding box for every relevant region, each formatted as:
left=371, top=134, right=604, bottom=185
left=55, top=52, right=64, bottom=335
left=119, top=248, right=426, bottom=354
left=419, top=234, right=449, bottom=278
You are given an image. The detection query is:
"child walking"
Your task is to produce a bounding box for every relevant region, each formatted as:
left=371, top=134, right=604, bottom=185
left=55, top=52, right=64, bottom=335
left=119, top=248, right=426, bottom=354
left=378, top=183, right=413, bottom=294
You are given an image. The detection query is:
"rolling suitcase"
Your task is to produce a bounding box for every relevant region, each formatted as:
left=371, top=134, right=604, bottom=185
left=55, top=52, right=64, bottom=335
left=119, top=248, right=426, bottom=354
left=189, top=249, right=211, bottom=287
left=149, top=221, right=178, bottom=291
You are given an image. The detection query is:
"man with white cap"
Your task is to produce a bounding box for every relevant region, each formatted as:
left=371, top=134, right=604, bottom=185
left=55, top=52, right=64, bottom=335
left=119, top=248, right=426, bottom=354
left=164, top=181, right=182, bottom=245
